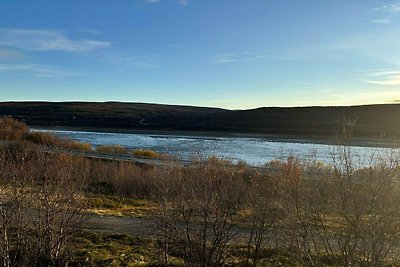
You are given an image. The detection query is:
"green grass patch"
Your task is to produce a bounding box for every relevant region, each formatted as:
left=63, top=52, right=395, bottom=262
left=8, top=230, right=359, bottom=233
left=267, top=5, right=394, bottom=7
left=85, top=194, right=155, bottom=218
left=70, top=231, right=158, bottom=266
left=71, top=231, right=185, bottom=267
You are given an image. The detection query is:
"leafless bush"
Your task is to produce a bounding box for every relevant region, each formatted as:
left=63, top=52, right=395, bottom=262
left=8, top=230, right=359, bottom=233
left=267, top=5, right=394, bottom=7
left=0, top=147, right=88, bottom=266
left=151, top=163, right=247, bottom=266
left=244, top=172, right=287, bottom=266
left=283, top=146, right=400, bottom=266
left=85, top=159, right=155, bottom=198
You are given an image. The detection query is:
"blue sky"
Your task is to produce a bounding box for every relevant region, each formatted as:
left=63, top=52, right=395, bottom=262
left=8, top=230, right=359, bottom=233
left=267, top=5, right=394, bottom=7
left=0, top=0, right=399, bottom=109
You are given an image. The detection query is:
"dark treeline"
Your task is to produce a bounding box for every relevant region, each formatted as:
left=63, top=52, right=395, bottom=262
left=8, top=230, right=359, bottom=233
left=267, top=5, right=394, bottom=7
left=2, top=102, right=400, bottom=138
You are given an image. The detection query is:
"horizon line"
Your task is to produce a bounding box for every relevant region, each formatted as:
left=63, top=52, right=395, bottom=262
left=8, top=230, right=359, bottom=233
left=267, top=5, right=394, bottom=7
left=0, top=100, right=399, bottom=111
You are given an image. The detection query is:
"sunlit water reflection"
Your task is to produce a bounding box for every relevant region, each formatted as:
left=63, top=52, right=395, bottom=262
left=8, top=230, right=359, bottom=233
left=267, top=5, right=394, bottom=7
left=38, top=129, right=395, bottom=166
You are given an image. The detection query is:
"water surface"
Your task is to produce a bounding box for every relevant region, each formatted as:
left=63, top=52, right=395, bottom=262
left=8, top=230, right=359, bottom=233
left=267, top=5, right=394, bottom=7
left=41, top=129, right=393, bottom=166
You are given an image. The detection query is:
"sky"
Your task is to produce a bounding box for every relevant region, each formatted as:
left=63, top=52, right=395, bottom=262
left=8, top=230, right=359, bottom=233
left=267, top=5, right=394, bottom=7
left=0, top=0, right=399, bottom=109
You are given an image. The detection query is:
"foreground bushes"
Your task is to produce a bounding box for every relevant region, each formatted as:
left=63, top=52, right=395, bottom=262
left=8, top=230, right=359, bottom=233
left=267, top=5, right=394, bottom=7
left=80, top=149, right=400, bottom=266
left=2, top=118, right=400, bottom=266
left=0, top=147, right=88, bottom=266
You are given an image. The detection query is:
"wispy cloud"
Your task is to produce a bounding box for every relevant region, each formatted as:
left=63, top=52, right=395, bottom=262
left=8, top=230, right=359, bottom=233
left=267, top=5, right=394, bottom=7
left=214, top=51, right=265, bottom=64
left=367, top=75, right=400, bottom=86
left=372, top=2, right=400, bottom=24
left=371, top=18, right=391, bottom=24
left=329, top=35, right=388, bottom=50
left=0, top=64, right=81, bottom=77
left=0, top=29, right=111, bottom=52
left=146, top=0, right=160, bottom=3
left=105, top=53, right=158, bottom=69
left=362, top=69, right=400, bottom=86
left=360, top=69, right=400, bottom=76
left=327, top=33, right=400, bottom=66
left=0, top=48, right=25, bottom=59
left=81, top=29, right=103, bottom=35
left=375, top=2, right=400, bottom=13
left=214, top=54, right=238, bottom=64
left=168, top=43, right=188, bottom=49
left=177, top=0, right=188, bottom=6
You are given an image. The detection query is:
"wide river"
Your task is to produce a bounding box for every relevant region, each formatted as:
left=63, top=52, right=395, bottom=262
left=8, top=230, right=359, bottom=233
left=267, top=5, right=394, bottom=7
left=41, top=129, right=396, bottom=166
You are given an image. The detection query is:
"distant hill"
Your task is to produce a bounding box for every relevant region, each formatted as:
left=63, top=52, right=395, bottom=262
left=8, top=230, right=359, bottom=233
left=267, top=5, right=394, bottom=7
left=1, top=101, right=400, bottom=139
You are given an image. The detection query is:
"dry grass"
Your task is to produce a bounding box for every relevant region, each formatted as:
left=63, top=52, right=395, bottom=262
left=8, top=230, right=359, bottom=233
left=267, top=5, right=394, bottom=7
left=132, top=149, right=161, bottom=158
left=66, top=140, right=92, bottom=151
left=0, top=117, right=29, bottom=140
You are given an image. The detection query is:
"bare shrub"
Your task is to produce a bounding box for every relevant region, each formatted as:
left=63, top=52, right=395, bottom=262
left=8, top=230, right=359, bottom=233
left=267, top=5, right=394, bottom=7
left=245, top=172, right=287, bottom=266
left=283, top=146, right=400, bottom=266
left=152, top=163, right=247, bottom=266
left=0, top=147, right=88, bottom=266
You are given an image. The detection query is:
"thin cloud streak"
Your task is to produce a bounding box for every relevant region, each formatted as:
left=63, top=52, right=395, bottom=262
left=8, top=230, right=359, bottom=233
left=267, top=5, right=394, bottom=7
left=213, top=51, right=265, bottom=64
left=81, top=29, right=103, bottom=35
left=367, top=75, right=400, bottom=86
left=178, top=0, right=188, bottom=6
left=0, top=48, right=25, bottom=59
left=359, top=69, right=400, bottom=76
left=371, top=18, right=391, bottom=24
left=105, top=53, right=159, bottom=69
left=362, top=69, right=400, bottom=86
left=375, top=2, right=400, bottom=13
left=372, top=2, right=400, bottom=24
left=214, top=54, right=238, bottom=64
left=168, top=44, right=188, bottom=49
left=0, top=29, right=111, bottom=52
left=0, top=64, right=81, bottom=77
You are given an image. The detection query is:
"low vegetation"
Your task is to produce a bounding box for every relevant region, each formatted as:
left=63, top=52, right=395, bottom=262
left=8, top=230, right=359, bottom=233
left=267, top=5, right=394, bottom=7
left=132, top=149, right=161, bottom=158
left=1, top=117, right=400, bottom=266
left=0, top=117, right=92, bottom=151
left=86, top=195, right=154, bottom=217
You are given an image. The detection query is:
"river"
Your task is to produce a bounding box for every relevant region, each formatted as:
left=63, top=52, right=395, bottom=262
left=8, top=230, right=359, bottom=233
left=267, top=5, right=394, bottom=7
left=40, top=129, right=396, bottom=166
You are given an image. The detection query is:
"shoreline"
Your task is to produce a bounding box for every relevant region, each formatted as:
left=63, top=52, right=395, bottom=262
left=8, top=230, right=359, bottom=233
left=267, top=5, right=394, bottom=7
left=31, top=125, right=400, bottom=148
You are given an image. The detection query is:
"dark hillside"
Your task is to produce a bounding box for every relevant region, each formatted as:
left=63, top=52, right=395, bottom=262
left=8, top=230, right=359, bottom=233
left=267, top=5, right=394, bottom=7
left=1, top=102, right=400, bottom=138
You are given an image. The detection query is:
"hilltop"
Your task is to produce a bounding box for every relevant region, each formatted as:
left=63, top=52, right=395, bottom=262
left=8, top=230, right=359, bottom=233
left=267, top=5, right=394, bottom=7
left=1, top=101, right=400, bottom=139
